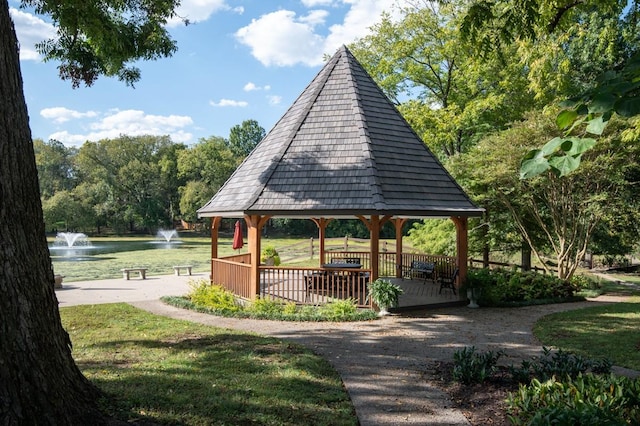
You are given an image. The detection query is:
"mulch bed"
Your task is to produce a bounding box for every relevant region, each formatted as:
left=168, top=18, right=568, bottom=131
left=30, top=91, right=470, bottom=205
left=430, top=361, right=521, bottom=426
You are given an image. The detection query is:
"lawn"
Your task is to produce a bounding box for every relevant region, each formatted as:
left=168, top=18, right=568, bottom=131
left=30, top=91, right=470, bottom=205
left=61, top=303, right=357, bottom=425
left=534, top=296, right=640, bottom=370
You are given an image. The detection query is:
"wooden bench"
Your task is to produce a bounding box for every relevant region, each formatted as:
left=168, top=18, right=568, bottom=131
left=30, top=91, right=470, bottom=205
left=121, top=268, right=148, bottom=280
left=173, top=265, right=193, bottom=276
left=407, top=260, right=436, bottom=283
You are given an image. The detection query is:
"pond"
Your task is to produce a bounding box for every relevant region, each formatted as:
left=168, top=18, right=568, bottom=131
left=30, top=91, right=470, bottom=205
left=49, top=239, right=184, bottom=262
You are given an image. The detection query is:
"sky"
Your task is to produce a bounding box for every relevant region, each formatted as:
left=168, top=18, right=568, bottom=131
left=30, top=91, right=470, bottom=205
left=11, top=0, right=402, bottom=147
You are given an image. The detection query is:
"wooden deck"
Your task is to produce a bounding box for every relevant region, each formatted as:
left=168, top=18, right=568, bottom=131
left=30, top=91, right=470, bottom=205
left=212, top=252, right=464, bottom=309
left=392, top=277, right=465, bottom=309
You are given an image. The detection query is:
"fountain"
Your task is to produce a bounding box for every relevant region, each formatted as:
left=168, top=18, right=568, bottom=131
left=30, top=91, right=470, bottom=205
left=155, top=229, right=182, bottom=245
left=52, top=232, right=91, bottom=248
left=50, top=232, right=98, bottom=261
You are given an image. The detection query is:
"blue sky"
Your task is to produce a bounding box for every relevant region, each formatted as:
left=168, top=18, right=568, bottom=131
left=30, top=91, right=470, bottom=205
left=11, top=0, right=401, bottom=147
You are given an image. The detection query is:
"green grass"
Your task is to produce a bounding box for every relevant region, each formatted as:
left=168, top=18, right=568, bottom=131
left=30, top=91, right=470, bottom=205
left=61, top=303, right=357, bottom=425
left=605, top=273, right=640, bottom=286
left=534, top=296, right=640, bottom=370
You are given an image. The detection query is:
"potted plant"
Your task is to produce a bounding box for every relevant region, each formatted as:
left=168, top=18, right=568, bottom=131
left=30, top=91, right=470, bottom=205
left=260, top=245, right=281, bottom=266
left=462, top=268, right=492, bottom=308
left=367, top=278, right=403, bottom=316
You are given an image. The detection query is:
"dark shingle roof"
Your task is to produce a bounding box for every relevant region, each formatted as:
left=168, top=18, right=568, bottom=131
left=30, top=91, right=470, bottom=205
left=198, top=45, right=482, bottom=219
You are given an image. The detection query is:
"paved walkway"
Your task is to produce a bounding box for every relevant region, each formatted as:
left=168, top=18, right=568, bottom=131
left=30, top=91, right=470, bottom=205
left=56, top=274, right=638, bottom=426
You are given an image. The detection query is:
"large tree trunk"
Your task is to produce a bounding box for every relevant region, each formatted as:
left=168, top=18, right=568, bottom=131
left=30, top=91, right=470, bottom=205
left=0, top=2, right=105, bottom=423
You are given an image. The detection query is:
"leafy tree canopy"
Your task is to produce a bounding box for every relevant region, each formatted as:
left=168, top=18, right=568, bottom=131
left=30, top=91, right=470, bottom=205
left=351, top=2, right=533, bottom=157
left=21, top=0, right=182, bottom=87
left=228, top=119, right=265, bottom=157
left=460, top=0, right=640, bottom=177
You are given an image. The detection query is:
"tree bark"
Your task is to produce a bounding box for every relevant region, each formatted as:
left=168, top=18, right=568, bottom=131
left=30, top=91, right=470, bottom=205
left=0, top=2, right=104, bottom=423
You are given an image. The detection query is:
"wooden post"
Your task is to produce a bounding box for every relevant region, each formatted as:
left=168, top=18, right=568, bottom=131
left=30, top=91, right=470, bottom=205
left=244, top=214, right=271, bottom=299
left=451, top=216, right=469, bottom=288
left=357, top=215, right=392, bottom=281
left=369, top=216, right=380, bottom=281
left=392, top=218, right=407, bottom=278
left=311, top=218, right=331, bottom=265
left=310, top=237, right=314, bottom=259
left=209, top=217, right=222, bottom=284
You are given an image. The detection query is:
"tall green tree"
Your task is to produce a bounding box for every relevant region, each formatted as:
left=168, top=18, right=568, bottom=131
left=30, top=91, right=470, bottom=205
left=451, top=111, right=640, bottom=279
left=351, top=2, right=533, bottom=157
left=177, top=136, right=238, bottom=222
left=460, top=0, right=640, bottom=176
left=34, top=138, right=77, bottom=198
left=75, top=135, right=182, bottom=232
left=228, top=119, right=265, bottom=157
left=0, top=0, right=182, bottom=422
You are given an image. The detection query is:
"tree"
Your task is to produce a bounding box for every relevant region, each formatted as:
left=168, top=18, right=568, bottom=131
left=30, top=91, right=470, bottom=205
left=179, top=180, right=213, bottom=224
left=177, top=136, right=238, bottom=222
left=350, top=2, right=533, bottom=158
left=228, top=119, right=265, bottom=157
left=34, top=138, right=77, bottom=197
left=75, top=135, right=182, bottom=232
left=452, top=110, right=640, bottom=279
left=460, top=0, right=640, bottom=177
left=0, top=0, right=181, bottom=422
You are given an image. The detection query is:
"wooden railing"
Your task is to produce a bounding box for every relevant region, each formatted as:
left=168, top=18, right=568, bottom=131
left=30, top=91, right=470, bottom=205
left=468, top=258, right=556, bottom=275
left=209, top=251, right=457, bottom=308
left=211, top=257, right=252, bottom=299
left=400, top=253, right=457, bottom=277
left=326, top=251, right=457, bottom=278
left=260, top=265, right=372, bottom=308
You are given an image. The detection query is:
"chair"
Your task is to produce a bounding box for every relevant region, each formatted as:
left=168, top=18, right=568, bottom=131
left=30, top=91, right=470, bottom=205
left=438, top=268, right=459, bottom=295
left=305, top=273, right=326, bottom=302
left=407, top=260, right=436, bottom=284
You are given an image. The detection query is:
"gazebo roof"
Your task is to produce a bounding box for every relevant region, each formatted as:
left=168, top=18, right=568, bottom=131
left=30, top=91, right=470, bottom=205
left=198, top=45, right=482, bottom=219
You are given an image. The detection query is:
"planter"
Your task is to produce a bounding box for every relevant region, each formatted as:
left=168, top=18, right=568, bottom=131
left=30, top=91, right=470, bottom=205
left=466, top=288, right=482, bottom=308
left=264, top=257, right=275, bottom=266
left=377, top=305, right=390, bottom=316
left=54, top=274, right=64, bottom=289
left=368, top=278, right=403, bottom=315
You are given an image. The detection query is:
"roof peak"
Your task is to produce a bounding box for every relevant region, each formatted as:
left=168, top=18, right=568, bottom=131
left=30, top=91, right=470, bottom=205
left=198, top=45, right=482, bottom=218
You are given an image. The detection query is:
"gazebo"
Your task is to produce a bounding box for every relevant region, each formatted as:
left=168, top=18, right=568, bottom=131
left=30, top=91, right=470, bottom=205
left=198, top=45, right=483, bottom=308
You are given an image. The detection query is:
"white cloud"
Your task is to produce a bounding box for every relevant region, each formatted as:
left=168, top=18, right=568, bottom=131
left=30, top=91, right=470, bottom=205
left=301, top=0, right=336, bottom=6
left=167, top=0, right=240, bottom=27
left=324, top=0, right=398, bottom=52
left=267, top=95, right=282, bottom=105
left=209, top=99, right=248, bottom=107
left=47, top=109, right=194, bottom=146
left=244, top=82, right=270, bottom=91
left=235, top=10, right=326, bottom=67
left=10, top=8, right=56, bottom=61
left=40, top=107, right=98, bottom=124
left=235, top=0, right=398, bottom=67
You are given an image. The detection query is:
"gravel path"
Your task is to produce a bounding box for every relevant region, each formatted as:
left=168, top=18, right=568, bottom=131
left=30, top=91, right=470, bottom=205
left=130, top=297, right=631, bottom=425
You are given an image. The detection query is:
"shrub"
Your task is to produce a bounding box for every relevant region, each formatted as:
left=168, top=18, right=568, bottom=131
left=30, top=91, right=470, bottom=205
left=467, top=268, right=579, bottom=306
left=506, top=374, right=640, bottom=425
left=509, top=347, right=612, bottom=383
left=187, top=280, right=240, bottom=313
left=319, top=298, right=359, bottom=320
left=452, top=346, right=504, bottom=384
left=246, top=297, right=285, bottom=315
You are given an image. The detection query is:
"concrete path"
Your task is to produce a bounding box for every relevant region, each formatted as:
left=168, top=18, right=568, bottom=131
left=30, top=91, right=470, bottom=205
left=55, top=272, right=203, bottom=307
left=55, top=274, right=638, bottom=425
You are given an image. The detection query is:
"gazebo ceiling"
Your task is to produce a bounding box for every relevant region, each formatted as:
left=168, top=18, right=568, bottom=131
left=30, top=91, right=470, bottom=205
left=198, top=45, right=483, bottom=220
